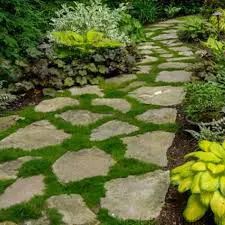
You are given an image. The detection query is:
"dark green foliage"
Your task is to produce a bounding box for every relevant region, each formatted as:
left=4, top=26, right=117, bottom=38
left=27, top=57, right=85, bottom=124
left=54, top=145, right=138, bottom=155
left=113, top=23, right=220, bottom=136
left=184, top=82, right=225, bottom=122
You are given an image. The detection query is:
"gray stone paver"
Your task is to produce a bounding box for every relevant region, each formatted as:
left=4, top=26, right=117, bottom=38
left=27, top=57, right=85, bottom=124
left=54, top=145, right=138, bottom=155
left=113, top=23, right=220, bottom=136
left=0, top=115, right=22, bottom=131
left=53, top=148, right=115, bottom=183
left=156, top=70, right=192, bottom=82
left=159, top=62, right=191, bottom=70
left=70, top=85, right=104, bottom=97
left=136, top=65, right=151, bottom=74
left=0, top=120, right=71, bottom=151
left=101, top=170, right=170, bottom=220
left=105, top=74, right=136, bottom=85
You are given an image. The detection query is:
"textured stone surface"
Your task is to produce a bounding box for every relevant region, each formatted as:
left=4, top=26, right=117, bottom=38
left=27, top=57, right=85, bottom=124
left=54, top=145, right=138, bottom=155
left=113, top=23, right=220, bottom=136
left=22, top=215, right=50, bottom=225
left=159, top=62, right=191, bottom=69
left=156, top=70, right=192, bottom=82
left=136, top=65, right=151, bottom=74
left=120, top=81, right=146, bottom=92
left=138, top=56, right=158, bottom=64
left=70, top=85, right=104, bottom=97
left=90, top=120, right=139, bottom=141
left=0, top=115, right=22, bottom=131
left=0, top=156, right=40, bottom=180
left=136, top=108, right=177, bottom=124
left=0, top=120, right=71, bottom=151
left=170, top=46, right=194, bottom=56
left=57, top=110, right=109, bottom=126
left=0, top=175, right=45, bottom=209
left=47, top=194, right=98, bottom=225
left=137, top=43, right=156, bottom=50
left=160, top=54, right=174, bottom=58
left=92, top=98, right=131, bottom=113
left=53, top=148, right=115, bottom=183
left=129, top=86, right=185, bottom=106
left=105, top=74, right=136, bottom=84
left=35, top=97, right=79, bottom=113
left=122, top=131, right=175, bottom=166
left=152, top=33, right=178, bottom=40
left=139, top=49, right=153, bottom=55
left=168, top=56, right=195, bottom=62
left=0, top=222, right=17, bottom=225
left=101, top=170, right=170, bottom=220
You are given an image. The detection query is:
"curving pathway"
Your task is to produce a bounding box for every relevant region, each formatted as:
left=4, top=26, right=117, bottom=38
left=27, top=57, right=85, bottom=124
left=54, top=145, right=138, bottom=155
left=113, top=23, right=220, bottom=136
left=0, top=18, right=196, bottom=225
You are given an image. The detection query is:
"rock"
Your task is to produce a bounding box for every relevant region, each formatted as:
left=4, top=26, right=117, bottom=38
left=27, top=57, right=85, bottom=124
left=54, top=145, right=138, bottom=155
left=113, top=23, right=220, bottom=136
left=101, top=170, right=170, bottom=220
left=137, top=43, right=157, bottom=50
left=154, top=49, right=169, bottom=54
left=92, top=98, right=131, bottom=113
left=105, top=74, right=136, bottom=85
left=0, top=175, right=45, bottom=209
left=120, top=81, right=146, bottom=92
left=152, top=33, right=178, bottom=41
left=22, top=215, right=50, bottom=225
left=168, top=57, right=195, bottom=62
left=136, top=108, right=177, bottom=124
left=56, top=110, right=109, bottom=126
left=139, top=49, right=153, bottom=55
left=0, top=156, right=40, bottom=180
left=129, top=86, right=185, bottom=106
left=47, top=194, right=99, bottom=225
left=53, top=148, right=115, bottom=183
left=138, top=56, right=158, bottom=64
left=160, top=54, right=174, bottom=58
left=122, top=131, right=175, bottom=166
left=0, top=115, right=22, bottom=132
left=0, top=120, right=71, bottom=151
left=90, top=120, right=139, bottom=141
left=136, top=65, right=151, bottom=74
left=0, top=222, right=17, bottom=225
left=156, top=70, right=192, bottom=83
left=35, top=97, right=79, bottom=113
left=70, top=85, right=104, bottom=97
left=159, top=62, right=191, bottom=70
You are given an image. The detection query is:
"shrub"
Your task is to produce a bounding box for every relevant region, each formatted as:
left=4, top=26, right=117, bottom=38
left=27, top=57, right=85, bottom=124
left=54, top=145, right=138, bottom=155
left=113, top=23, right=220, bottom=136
left=164, top=5, right=181, bottom=18
left=178, top=16, right=216, bottom=42
left=171, top=140, right=225, bottom=225
left=184, top=82, right=225, bottom=122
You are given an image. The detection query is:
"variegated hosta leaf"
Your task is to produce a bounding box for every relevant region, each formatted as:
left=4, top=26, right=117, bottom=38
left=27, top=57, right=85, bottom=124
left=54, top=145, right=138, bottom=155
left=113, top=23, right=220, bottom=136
left=209, top=142, right=225, bottom=160
left=171, top=174, right=181, bottom=185
left=220, top=176, right=225, bottom=196
left=191, top=173, right=202, bottom=194
left=178, top=177, right=193, bottom=193
left=171, top=161, right=195, bottom=175
left=199, top=140, right=212, bottom=152
left=200, top=171, right=219, bottom=192
left=191, top=161, right=207, bottom=172
left=185, top=152, right=221, bottom=163
left=207, top=163, right=225, bottom=175
left=200, top=191, right=213, bottom=207
left=211, top=191, right=225, bottom=218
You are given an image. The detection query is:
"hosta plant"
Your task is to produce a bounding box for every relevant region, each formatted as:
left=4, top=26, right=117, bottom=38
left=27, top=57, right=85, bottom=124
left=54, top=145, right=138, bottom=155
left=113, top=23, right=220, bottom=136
left=171, top=140, right=225, bottom=224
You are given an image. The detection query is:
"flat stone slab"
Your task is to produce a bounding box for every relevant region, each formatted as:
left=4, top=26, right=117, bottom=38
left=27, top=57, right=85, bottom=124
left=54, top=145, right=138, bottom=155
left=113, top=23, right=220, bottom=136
left=137, top=43, right=157, bottom=50
left=22, top=215, right=50, bottom=225
left=139, top=49, right=153, bottom=55
left=35, top=97, right=79, bottom=113
left=122, top=131, right=175, bottom=166
left=0, top=175, right=45, bottom=209
left=120, top=81, right=146, bottom=92
left=56, top=110, right=109, bottom=126
left=0, top=222, right=17, bottom=225
left=136, top=65, right=151, bottom=74
left=159, top=62, right=191, bottom=70
left=0, top=120, right=71, bottom=151
left=0, top=115, right=22, bottom=132
left=156, top=70, right=192, bottom=83
left=0, top=156, right=40, bottom=180
left=152, top=33, right=178, bottom=41
left=129, top=86, right=185, bottom=106
left=70, top=85, right=104, bottom=97
left=170, top=46, right=193, bottom=56
left=168, top=56, right=195, bottom=62
left=47, top=194, right=99, bottom=225
left=101, top=170, right=170, bottom=220
left=105, top=74, right=136, bottom=85
left=138, top=56, right=158, bottom=64
left=136, top=108, right=177, bottom=124
left=53, top=148, right=115, bottom=183
left=90, top=120, right=139, bottom=141
left=92, top=98, right=131, bottom=113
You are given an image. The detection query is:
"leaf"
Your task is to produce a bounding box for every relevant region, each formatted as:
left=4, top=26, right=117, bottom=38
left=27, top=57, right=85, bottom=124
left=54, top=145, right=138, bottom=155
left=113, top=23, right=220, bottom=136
left=191, top=173, right=202, bottom=194
left=171, top=161, right=195, bottom=175
left=199, top=140, right=212, bottom=152
left=64, top=77, right=75, bottom=87
left=185, top=152, right=221, bottom=163
left=170, top=174, right=182, bottom=185
left=207, top=163, right=225, bottom=175
left=220, top=176, right=225, bottom=196
left=191, top=162, right=207, bottom=172
left=200, top=191, right=213, bottom=207
left=200, top=171, right=219, bottom=192
left=211, top=191, right=225, bottom=217
left=178, top=177, right=193, bottom=193
left=209, top=142, right=225, bottom=160
left=183, top=194, right=207, bottom=222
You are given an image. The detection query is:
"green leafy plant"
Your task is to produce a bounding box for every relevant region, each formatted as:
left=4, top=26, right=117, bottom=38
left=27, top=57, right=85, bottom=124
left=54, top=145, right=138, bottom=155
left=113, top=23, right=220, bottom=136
left=178, top=16, right=216, bottom=42
left=165, top=5, right=181, bottom=18
left=184, top=82, right=225, bottom=122
left=171, top=140, right=225, bottom=224
left=210, top=9, right=225, bottom=34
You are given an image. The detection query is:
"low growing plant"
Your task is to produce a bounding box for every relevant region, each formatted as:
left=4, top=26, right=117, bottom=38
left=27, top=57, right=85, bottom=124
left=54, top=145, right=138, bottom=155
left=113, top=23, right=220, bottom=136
left=164, top=5, right=181, bottom=18
left=171, top=140, right=225, bottom=225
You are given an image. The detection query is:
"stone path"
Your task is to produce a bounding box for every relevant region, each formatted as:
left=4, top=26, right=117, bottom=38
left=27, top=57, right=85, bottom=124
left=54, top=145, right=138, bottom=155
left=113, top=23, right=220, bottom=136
left=0, top=18, right=196, bottom=224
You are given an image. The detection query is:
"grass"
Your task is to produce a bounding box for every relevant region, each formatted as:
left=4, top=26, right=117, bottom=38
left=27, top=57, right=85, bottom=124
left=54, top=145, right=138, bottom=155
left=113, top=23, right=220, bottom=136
left=0, top=20, right=193, bottom=224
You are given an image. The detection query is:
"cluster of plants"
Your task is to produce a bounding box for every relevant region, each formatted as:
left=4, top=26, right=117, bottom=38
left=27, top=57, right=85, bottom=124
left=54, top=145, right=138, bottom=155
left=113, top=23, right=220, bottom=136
left=171, top=140, right=225, bottom=225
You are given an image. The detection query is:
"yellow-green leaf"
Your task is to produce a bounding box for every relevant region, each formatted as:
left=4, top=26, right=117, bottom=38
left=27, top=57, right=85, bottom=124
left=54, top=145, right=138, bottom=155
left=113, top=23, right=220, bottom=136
left=220, top=176, right=225, bottom=196
left=185, top=152, right=221, bottom=163
left=170, top=174, right=182, bottom=185
left=208, top=163, right=225, bottom=174
left=210, top=191, right=225, bottom=217
left=191, top=162, right=207, bottom=172
left=199, top=140, right=212, bottom=152
left=178, top=177, right=193, bottom=193
left=200, top=171, right=219, bottom=192
left=191, top=173, right=202, bottom=193
left=183, top=194, right=207, bottom=222
left=209, top=142, right=225, bottom=160
left=200, top=191, right=213, bottom=207
left=171, top=161, right=195, bottom=175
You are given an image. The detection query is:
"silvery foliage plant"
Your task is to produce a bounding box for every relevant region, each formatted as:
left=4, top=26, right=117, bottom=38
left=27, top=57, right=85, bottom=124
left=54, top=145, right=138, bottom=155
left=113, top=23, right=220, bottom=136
left=50, top=0, right=130, bottom=43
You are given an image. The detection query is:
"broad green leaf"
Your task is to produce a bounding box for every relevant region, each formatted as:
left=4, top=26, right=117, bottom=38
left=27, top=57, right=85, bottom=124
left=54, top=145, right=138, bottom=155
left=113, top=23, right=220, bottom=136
left=207, top=163, right=225, bottom=175
left=209, top=142, right=225, bottom=160
left=185, top=152, right=221, bottom=163
left=200, top=191, right=213, bottom=207
left=211, top=191, right=225, bottom=217
left=200, top=171, right=219, bottom=192
left=220, top=176, right=225, bottom=196
left=191, top=162, right=207, bottom=172
left=171, top=161, right=195, bottom=175
left=191, top=173, right=202, bottom=193
left=199, top=140, right=212, bottom=152
left=178, top=177, right=193, bottom=193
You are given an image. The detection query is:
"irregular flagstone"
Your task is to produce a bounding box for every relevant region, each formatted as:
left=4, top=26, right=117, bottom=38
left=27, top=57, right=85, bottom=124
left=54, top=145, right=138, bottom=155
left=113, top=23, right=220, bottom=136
left=159, top=19, right=183, bottom=24
left=0, top=120, right=71, bottom=151
left=35, top=97, right=79, bottom=113
left=154, top=49, right=169, bottom=54
left=22, top=215, right=50, bottom=225
left=129, top=86, right=185, bottom=106
left=105, top=74, right=136, bottom=85
left=0, top=175, right=45, bottom=209
left=156, top=70, right=192, bottom=83
left=0, top=156, right=40, bottom=180
left=70, top=85, right=104, bottom=97
left=139, top=49, right=153, bottom=55
left=120, top=81, right=146, bottom=92
left=160, top=54, right=174, bottom=58
left=136, top=108, right=177, bottom=124
left=92, top=98, right=131, bottom=113
left=56, top=110, right=109, bottom=126
left=168, top=56, right=195, bottom=62
left=137, top=43, right=157, bottom=50
left=152, top=33, right=178, bottom=41
left=122, top=131, right=175, bottom=166
left=0, top=115, right=22, bottom=132
left=136, top=65, right=151, bottom=74
left=90, top=120, right=139, bottom=141
left=159, top=62, right=191, bottom=70
left=47, top=194, right=99, bottom=225
left=101, top=170, right=170, bottom=220
left=53, top=148, right=115, bottom=183
left=138, top=56, right=158, bottom=64
left=0, top=222, right=17, bottom=225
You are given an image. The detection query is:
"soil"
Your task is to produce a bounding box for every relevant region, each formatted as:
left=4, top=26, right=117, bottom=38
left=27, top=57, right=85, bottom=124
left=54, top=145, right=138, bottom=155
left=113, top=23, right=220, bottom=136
left=157, top=106, right=215, bottom=225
